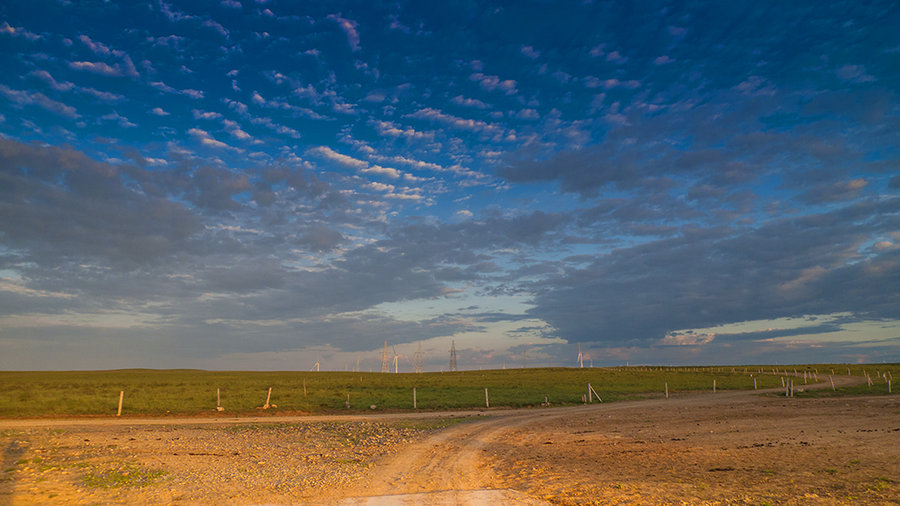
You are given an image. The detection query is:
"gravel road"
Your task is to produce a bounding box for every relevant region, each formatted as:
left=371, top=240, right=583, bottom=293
left=2, top=377, right=898, bottom=504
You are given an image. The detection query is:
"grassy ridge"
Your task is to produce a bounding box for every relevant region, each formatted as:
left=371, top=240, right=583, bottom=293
left=0, top=364, right=895, bottom=417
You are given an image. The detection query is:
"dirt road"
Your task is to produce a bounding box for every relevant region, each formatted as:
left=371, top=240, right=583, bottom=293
left=2, top=378, right=898, bottom=504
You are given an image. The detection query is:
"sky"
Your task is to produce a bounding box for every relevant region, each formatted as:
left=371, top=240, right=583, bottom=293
left=1, top=1, right=899, bottom=371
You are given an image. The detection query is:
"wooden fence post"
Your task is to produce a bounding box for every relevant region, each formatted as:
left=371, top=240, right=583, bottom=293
left=117, top=390, right=124, bottom=417
left=588, top=383, right=602, bottom=403
left=413, top=387, right=417, bottom=409
left=484, top=388, right=490, bottom=408
left=713, top=379, right=716, bottom=393
left=665, top=382, right=668, bottom=399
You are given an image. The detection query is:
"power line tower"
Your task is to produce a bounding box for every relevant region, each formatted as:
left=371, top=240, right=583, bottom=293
left=449, top=340, right=458, bottom=372
left=381, top=341, right=390, bottom=373
left=414, top=342, right=424, bottom=373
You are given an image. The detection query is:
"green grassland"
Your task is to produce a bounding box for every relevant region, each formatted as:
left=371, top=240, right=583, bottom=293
left=0, top=364, right=896, bottom=418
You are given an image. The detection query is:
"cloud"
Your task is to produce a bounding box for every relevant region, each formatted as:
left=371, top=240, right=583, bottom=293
left=0, top=85, right=79, bottom=118
left=307, top=146, right=368, bottom=169
left=520, top=45, right=540, bottom=59
left=202, top=18, right=229, bottom=37
left=193, top=109, right=223, bottom=120
left=469, top=72, right=517, bottom=95
left=360, top=165, right=401, bottom=179
left=99, top=111, right=136, bottom=128
left=0, top=138, right=199, bottom=267
left=188, top=128, right=243, bottom=152
left=523, top=199, right=900, bottom=346
left=150, top=81, right=204, bottom=99
left=653, top=55, right=673, bottom=65
left=406, top=108, right=506, bottom=137
left=222, top=119, right=251, bottom=140
left=0, top=21, right=40, bottom=40
left=327, top=13, right=360, bottom=51
left=451, top=95, right=490, bottom=109
left=68, top=60, right=122, bottom=76
left=835, top=64, right=875, bottom=83
left=371, top=120, right=434, bottom=140
left=29, top=70, right=73, bottom=91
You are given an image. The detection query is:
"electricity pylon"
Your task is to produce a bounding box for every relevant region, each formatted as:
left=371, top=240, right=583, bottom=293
left=381, top=341, right=390, bottom=373
left=414, top=342, right=424, bottom=373
left=449, top=340, right=458, bottom=372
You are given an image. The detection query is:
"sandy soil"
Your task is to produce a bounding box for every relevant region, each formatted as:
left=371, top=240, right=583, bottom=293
left=2, top=379, right=898, bottom=505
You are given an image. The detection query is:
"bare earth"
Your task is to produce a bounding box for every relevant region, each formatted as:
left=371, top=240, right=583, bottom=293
left=2, top=379, right=898, bottom=505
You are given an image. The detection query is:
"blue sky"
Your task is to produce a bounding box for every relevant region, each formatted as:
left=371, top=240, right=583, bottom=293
left=1, top=1, right=898, bottom=371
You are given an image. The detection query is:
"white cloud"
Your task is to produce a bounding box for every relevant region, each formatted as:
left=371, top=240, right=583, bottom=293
left=606, top=50, right=627, bottom=63
left=150, top=81, right=204, bottom=99
left=308, top=146, right=368, bottom=169
left=68, top=60, right=121, bottom=76
left=0, top=85, right=79, bottom=118
left=654, top=55, right=673, bottom=65
left=406, top=107, right=505, bottom=137
left=203, top=18, right=229, bottom=37
left=181, top=89, right=204, bottom=99
left=192, top=109, right=223, bottom=120
left=30, top=70, right=74, bottom=91
left=451, top=95, right=489, bottom=109
left=469, top=72, right=517, bottom=95
left=836, top=64, right=875, bottom=83
left=0, top=21, right=40, bottom=40
left=78, top=87, right=124, bottom=102
left=363, top=181, right=394, bottom=192
left=78, top=34, right=112, bottom=55
left=360, top=165, right=401, bottom=179
left=327, top=13, right=360, bottom=51
left=455, top=209, right=473, bottom=219
left=100, top=111, right=137, bottom=128
left=188, top=128, right=243, bottom=152
left=150, top=107, right=170, bottom=116
left=515, top=108, right=540, bottom=120
left=372, top=120, right=434, bottom=140
left=520, top=45, right=540, bottom=59
left=222, top=119, right=251, bottom=140
left=601, top=78, right=640, bottom=90
left=248, top=115, right=301, bottom=138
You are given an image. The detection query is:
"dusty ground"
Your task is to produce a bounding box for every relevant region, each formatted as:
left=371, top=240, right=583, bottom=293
left=1, top=381, right=898, bottom=505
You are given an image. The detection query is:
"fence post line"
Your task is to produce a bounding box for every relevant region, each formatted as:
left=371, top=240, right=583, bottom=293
left=117, top=390, right=124, bottom=417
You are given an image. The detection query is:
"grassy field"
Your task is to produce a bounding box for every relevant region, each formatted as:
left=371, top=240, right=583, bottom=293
left=0, top=364, right=895, bottom=417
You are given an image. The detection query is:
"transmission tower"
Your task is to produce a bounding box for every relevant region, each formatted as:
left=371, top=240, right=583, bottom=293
left=381, top=341, right=390, bottom=373
left=414, top=342, right=424, bottom=374
left=449, top=340, right=458, bottom=372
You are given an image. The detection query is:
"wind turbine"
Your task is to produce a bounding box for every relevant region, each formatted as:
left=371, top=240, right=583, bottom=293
left=577, top=343, right=584, bottom=368
left=312, top=358, right=320, bottom=372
